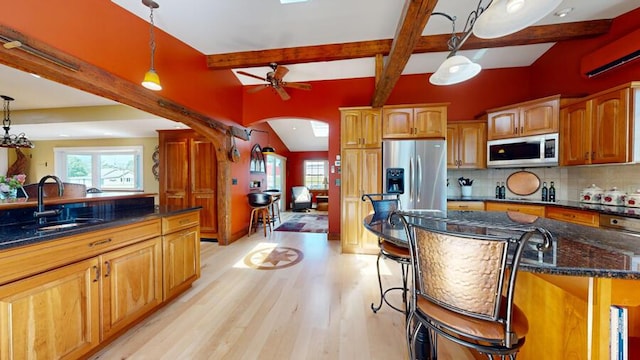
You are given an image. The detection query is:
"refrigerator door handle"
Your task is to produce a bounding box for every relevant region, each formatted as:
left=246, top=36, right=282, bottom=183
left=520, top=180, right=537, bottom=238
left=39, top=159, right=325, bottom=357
left=409, top=156, right=414, bottom=202
left=416, top=155, right=422, bottom=200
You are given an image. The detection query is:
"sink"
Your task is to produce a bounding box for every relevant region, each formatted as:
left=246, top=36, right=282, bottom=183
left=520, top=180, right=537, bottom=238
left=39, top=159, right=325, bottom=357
left=22, top=218, right=104, bottom=232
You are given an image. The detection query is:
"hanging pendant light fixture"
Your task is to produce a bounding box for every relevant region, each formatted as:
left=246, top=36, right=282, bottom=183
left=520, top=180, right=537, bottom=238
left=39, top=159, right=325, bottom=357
left=246, top=128, right=276, bottom=155
left=0, top=95, right=34, bottom=149
left=141, top=0, right=162, bottom=91
left=473, top=0, right=563, bottom=39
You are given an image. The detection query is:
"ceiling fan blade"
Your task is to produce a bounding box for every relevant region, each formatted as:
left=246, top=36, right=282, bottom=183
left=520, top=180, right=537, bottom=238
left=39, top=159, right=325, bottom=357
left=273, top=65, right=289, bottom=80
left=274, top=86, right=291, bottom=101
left=247, top=84, right=269, bottom=93
left=236, top=70, right=267, bottom=82
left=283, top=82, right=312, bottom=91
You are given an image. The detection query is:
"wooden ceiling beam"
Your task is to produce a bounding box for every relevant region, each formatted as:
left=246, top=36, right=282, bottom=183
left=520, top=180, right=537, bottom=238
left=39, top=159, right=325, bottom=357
left=206, top=20, right=611, bottom=70
left=372, top=0, right=438, bottom=107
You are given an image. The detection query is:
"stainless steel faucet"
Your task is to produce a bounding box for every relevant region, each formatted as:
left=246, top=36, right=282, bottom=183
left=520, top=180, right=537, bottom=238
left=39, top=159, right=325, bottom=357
left=34, top=175, right=64, bottom=225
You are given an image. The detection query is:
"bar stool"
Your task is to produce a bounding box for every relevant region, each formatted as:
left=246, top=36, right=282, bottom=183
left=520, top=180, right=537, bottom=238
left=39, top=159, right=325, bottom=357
left=361, top=193, right=410, bottom=316
left=247, top=193, right=273, bottom=237
left=264, top=189, right=281, bottom=224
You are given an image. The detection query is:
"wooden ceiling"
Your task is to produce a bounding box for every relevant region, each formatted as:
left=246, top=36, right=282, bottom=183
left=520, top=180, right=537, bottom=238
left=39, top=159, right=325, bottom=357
left=206, top=0, right=611, bottom=107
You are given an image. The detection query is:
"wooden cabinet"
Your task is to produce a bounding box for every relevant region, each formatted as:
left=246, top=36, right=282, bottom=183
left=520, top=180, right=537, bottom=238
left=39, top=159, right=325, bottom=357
left=485, top=201, right=546, bottom=217
left=545, top=206, right=599, bottom=227
left=340, top=148, right=381, bottom=254
left=340, top=107, right=381, bottom=149
left=487, top=95, right=559, bottom=140
left=162, top=211, right=201, bottom=301
left=561, top=85, right=637, bottom=165
left=447, top=201, right=485, bottom=211
left=447, top=120, right=486, bottom=169
left=382, top=104, right=447, bottom=139
left=0, top=257, right=101, bottom=360
left=159, top=130, right=217, bottom=239
left=101, top=238, right=162, bottom=340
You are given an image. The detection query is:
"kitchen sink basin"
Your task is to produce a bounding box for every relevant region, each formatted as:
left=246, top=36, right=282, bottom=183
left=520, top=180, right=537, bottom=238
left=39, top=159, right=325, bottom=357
left=22, top=218, right=104, bottom=232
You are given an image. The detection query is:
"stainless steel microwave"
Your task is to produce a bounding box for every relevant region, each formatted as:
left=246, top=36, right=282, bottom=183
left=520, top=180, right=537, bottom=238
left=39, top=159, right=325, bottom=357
left=487, top=133, right=559, bottom=168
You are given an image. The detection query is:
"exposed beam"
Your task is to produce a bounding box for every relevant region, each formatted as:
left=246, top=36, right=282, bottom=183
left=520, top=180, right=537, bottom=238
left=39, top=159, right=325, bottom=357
left=205, top=20, right=611, bottom=69
left=372, top=0, right=438, bottom=107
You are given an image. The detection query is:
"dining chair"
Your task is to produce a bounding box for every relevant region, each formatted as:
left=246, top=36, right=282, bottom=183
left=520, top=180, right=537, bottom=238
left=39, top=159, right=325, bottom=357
left=361, top=193, right=410, bottom=316
left=399, top=214, right=552, bottom=359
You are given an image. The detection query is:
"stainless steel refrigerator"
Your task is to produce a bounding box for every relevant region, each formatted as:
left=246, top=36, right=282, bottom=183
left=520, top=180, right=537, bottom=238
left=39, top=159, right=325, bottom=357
left=382, top=139, right=447, bottom=212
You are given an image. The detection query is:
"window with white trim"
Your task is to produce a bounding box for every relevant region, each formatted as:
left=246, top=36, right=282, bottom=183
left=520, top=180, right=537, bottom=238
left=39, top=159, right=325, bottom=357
left=54, top=146, right=143, bottom=191
left=304, top=160, right=329, bottom=190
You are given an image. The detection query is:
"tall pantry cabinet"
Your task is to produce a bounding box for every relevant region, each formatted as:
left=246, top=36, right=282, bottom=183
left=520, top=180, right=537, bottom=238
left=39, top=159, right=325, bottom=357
left=158, top=129, right=218, bottom=239
left=340, top=107, right=382, bottom=254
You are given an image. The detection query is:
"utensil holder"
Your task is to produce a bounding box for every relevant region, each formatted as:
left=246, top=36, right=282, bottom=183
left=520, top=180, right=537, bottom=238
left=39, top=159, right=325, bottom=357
left=461, top=186, right=472, bottom=197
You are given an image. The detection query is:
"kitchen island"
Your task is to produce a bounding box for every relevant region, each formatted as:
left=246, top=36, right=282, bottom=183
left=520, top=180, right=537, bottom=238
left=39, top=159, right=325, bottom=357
left=0, top=193, right=202, bottom=359
left=365, top=210, right=640, bottom=359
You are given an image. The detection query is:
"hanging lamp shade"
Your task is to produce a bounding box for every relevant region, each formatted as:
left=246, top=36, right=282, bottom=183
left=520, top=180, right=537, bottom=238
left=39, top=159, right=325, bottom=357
left=261, top=145, right=276, bottom=155
left=429, top=55, right=481, bottom=86
left=142, top=69, right=162, bottom=91
left=473, top=0, right=563, bottom=39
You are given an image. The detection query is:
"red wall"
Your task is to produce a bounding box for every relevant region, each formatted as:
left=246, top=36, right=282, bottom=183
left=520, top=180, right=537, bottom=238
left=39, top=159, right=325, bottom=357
left=285, top=151, right=330, bottom=209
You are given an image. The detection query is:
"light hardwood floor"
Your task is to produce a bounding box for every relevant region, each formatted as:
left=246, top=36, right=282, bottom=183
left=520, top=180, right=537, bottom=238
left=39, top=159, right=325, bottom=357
left=91, top=212, right=471, bottom=360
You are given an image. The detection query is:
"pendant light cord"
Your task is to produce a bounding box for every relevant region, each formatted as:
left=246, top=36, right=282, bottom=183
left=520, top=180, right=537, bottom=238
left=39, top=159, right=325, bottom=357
left=148, top=5, right=157, bottom=71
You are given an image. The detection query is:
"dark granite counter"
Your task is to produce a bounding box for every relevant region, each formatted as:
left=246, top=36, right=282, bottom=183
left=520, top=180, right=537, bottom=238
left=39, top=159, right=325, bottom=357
left=448, top=196, right=640, bottom=219
left=0, top=194, right=200, bottom=251
left=365, top=210, right=640, bottom=279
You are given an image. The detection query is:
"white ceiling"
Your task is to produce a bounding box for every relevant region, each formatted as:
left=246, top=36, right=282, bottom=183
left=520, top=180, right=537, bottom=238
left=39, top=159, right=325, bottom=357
left=2, top=0, right=638, bottom=151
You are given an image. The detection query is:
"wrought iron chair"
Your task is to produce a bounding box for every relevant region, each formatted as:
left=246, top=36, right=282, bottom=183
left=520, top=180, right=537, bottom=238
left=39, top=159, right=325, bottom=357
left=398, top=213, right=553, bottom=359
left=362, top=193, right=410, bottom=316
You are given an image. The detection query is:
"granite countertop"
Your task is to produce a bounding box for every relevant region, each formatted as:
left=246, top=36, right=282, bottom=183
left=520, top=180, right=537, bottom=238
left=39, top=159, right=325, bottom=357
left=0, top=203, right=200, bottom=251
left=447, top=196, right=640, bottom=219
left=364, top=210, right=640, bottom=280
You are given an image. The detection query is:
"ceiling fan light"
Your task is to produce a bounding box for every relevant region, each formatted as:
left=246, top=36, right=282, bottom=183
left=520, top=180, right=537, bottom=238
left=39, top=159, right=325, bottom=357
left=429, top=55, right=481, bottom=86
left=473, top=0, right=562, bottom=39
left=142, top=69, right=162, bottom=91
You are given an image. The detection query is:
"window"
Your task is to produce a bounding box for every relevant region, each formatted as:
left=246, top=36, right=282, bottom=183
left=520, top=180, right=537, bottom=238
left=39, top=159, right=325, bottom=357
left=54, top=146, right=143, bottom=191
left=304, top=160, right=328, bottom=190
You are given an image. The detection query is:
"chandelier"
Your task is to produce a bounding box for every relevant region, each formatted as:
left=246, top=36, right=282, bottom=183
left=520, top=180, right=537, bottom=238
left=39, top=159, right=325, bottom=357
left=1, top=95, right=34, bottom=149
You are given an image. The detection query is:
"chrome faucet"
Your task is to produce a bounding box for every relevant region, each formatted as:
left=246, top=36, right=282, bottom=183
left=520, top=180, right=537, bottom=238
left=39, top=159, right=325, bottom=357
left=34, top=175, right=64, bottom=225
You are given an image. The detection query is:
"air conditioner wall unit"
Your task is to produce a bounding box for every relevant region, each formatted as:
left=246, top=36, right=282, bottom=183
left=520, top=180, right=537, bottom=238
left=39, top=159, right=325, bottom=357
left=580, top=28, right=640, bottom=78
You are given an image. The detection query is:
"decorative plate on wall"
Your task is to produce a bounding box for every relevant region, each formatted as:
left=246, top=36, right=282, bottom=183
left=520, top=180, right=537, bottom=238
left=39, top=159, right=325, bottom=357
left=506, top=171, right=540, bottom=196
left=152, top=145, right=159, bottom=181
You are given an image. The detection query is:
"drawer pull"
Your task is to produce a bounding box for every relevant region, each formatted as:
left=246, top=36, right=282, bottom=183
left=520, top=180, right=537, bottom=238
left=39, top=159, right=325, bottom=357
left=179, top=219, right=192, bottom=225
left=89, top=238, right=112, bottom=247
left=104, top=261, right=111, bottom=277
left=93, top=266, right=100, bottom=282
left=562, top=213, right=576, bottom=218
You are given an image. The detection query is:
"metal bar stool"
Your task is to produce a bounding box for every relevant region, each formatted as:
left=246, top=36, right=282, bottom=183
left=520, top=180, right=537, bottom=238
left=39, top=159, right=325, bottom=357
left=247, top=193, right=273, bottom=237
left=362, top=193, right=410, bottom=316
left=264, top=189, right=281, bottom=224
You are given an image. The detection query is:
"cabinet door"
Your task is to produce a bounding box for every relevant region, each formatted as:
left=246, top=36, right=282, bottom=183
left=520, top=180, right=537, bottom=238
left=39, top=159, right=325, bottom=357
left=101, top=238, right=162, bottom=340
left=591, top=89, right=629, bottom=164
left=160, top=136, right=189, bottom=208
left=360, top=109, right=382, bottom=148
left=341, top=110, right=364, bottom=148
left=520, top=98, right=559, bottom=136
left=190, top=138, right=218, bottom=237
left=413, top=106, right=447, bottom=138
left=487, top=109, right=519, bottom=140
left=0, top=258, right=100, bottom=360
left=163, top=226, right=200, bottom=301
left=382, top=107, right=414, bottom=138
left=457, top=122, right=486, bottom=169
left=560, top=101, right=592, bottom=166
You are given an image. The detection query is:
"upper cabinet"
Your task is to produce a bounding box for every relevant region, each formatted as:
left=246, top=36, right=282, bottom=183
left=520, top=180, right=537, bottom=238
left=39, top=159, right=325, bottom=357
left=382, top=104, right=447, bottom=139
left=561, top=83, right=640, bottom=166
left=340, top=107, right=382, bottom=149
left=447, top=120, right=486, bottom=169
left=487, top=95, right=560, bottom=140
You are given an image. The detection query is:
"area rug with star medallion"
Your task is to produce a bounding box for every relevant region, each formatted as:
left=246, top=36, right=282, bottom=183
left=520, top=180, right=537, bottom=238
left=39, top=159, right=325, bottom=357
left=273, top=213, right=328, bottom=233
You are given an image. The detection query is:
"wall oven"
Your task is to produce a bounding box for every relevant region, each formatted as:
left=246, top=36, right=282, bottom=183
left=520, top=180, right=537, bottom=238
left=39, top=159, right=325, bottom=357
left=487, top=133, right=559, bottom=168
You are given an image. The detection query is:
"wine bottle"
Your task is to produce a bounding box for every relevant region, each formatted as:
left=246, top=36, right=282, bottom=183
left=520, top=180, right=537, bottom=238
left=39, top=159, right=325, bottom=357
left=549, top=181, right=556, bottom=202
left=542, top=182, right=548, bottom=202
left=500, top=182, right=506, bottom=199
left=495, top=182, right=500, bottom=199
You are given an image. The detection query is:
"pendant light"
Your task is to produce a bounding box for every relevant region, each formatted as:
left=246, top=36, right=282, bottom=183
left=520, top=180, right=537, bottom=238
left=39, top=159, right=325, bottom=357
left=247, top=129, right=276, bottom=155
left=141, top=0, right=162, bottom=91
left=473, top=0, right=563, bottom=39
left=0, top=95, right=34, bottom=149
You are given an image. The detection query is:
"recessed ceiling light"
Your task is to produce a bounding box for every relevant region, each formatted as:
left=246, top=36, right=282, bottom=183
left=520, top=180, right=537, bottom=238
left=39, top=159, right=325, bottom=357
left=280, top=0, right=308, bottom=4
left=554, top=7, right=573, bottom=17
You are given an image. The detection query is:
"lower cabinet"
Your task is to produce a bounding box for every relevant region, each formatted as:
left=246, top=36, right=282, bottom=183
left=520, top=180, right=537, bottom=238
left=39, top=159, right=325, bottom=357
left=162, top=211, right=201, bottom=300
left=0, top=257, right=101, bottom=360
left=485, top=202, right=546, bottom=217
left=545, top=206, right=599, bottom=227
left=447, top=201, right=485, bottom=211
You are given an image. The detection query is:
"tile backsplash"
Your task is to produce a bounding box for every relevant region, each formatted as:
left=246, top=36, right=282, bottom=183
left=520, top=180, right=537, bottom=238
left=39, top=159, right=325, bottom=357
left=448, top=163, right=640, bottom=201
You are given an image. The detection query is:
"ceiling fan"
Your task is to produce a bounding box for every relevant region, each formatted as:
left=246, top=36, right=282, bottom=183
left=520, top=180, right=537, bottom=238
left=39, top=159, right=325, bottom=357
left=237, top=63, right=312, bottom=101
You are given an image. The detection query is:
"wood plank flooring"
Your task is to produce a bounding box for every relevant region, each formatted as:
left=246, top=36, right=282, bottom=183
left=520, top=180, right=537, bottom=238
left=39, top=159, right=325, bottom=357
left=90, top=211, right=470, bottom=360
